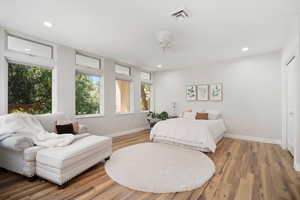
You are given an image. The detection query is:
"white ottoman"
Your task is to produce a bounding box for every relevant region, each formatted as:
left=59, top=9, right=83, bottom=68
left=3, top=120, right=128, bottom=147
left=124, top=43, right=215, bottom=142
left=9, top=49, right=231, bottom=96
left=36, top=135, right=112, bottom=187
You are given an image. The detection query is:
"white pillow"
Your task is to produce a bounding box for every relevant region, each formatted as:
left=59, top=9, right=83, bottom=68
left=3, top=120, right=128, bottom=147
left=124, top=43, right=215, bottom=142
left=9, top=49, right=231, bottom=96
left=182, top=112, right=196, bottom=119
left=180, top=109, right=192, bottom=118
left=206, top=110, right=221, bottom=120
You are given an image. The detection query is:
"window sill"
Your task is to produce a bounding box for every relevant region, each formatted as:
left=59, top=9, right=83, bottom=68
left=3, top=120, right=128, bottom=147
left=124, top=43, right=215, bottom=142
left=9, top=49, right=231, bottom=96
left=140, top=110, right=150, bottom=113
left=74, top=114, right=104, bottom=119
left=74, top=112, right=147, bottom=119
left=115, top=112, right=147, bottom=116
left=115, top=112, right=135, bottom=116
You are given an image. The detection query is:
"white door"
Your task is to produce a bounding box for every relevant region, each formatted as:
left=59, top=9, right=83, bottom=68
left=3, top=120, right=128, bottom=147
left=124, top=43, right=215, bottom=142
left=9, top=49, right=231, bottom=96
left=287, top=57, right=297, bottom=156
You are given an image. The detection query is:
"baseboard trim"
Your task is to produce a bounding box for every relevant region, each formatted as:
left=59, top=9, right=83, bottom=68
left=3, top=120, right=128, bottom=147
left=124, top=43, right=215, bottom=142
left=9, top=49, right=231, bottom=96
left=108, top=126, right=149, bottom=137
left=224, top=133, right=281, bottom=145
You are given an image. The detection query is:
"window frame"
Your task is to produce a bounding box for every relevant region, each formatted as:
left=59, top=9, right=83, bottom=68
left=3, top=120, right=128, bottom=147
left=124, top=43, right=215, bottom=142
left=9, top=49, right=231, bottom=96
left=140, top=71, right=153, bottom=112
left=75, top=54, right=104, bottom=117
left=115, top=64, right=131, bottom=76
left=115, top=78, right=134, bottom=114
left=1, top=30, right=156, bottom=117
left=74, top=68, right=105, bottom=119
left=140, top=71, right=151, bottom=82
left=1, top=31, right=56, bottom=115
left=140, top=81, right=153, bottom=112
left=75, top=52, right=101, bottom=70
left=7, top=61, right=54, bottom=114
left=6, top=34, right=54, bottom=59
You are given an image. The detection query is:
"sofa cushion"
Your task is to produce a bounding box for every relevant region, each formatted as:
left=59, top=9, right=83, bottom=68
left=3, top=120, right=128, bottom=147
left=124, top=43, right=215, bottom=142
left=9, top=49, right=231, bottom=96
left=24, top=146, right=46, bottom=162
left=35, top=113, right=70, bottom=133
left=36, top=135, right=112, bottom=169
left=36, top=146, right=111, bottom=184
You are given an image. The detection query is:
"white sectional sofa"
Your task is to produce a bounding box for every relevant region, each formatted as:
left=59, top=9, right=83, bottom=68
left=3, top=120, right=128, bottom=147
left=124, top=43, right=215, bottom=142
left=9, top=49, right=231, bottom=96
left=0, top=113, right=112, bottom=186
left=0, top=144, right=44, bottom=177
left=0, top=113, right=71, bottom=178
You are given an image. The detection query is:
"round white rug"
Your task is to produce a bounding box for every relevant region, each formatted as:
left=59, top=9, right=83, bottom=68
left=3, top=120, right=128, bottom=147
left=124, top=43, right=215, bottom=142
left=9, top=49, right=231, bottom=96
left=105, top=143, right=215, bottom=193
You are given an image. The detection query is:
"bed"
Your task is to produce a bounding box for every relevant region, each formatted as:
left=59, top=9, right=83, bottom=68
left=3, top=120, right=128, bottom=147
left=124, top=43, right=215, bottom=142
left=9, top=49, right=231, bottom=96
left=150, top=118, right=226, bottom=152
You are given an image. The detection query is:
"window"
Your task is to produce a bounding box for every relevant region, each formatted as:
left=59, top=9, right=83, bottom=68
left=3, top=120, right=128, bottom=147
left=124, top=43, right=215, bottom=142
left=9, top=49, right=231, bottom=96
left=115, top=64, right=131, bottom=76
left=75, top=54, right=101, bottom=70
left=141, top=83, right=151, bottom=111
left=7, top=35, right=53, bottom=59
left=76, top=72, right=102, bottom=115
left=8, top=63, right=52, bottom=114
left=141, top=72, right=151, bottom=81
left=116, top=80, right=131, bottom=113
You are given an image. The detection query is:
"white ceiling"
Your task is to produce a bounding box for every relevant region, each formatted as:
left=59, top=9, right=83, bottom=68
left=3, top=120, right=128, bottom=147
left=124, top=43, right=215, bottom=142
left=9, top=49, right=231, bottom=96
left=0, top=0, right=299, bottom=70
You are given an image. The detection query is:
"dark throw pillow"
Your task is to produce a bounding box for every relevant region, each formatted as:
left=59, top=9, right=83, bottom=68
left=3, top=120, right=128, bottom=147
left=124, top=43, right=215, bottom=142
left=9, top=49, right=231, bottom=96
left=56, top=123, right=75, bottom=134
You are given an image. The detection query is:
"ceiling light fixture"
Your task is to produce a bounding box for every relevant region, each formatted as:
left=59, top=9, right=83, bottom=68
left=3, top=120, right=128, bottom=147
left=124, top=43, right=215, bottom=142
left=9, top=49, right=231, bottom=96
left=157, top=64, right=163, bottom=68
left=43, top=21, right=53, bottom=28
left=25, top=48, right=31, bottom=52
left=242, top=47, right=249, bottom=52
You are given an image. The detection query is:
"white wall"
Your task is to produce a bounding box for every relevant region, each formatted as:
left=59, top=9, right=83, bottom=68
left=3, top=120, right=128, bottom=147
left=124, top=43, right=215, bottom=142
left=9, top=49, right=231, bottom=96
left=0, top=27, right=149, bottom=136
left=281, top=16, right=300, bottom=171
left=0, top=29, right=7, bottom=115
left=53, top=45, right=76, bottom=115
left=154, top=52, right=282, bottom=141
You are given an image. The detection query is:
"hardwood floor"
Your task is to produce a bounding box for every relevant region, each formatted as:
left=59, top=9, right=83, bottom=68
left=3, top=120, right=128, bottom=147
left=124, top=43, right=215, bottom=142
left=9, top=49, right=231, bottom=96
left=0, top=130, right=300, bottom=200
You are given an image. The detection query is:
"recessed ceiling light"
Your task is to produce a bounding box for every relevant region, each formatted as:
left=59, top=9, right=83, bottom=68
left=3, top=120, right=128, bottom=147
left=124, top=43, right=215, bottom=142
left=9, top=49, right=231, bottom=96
left=157, top=64, right=162, bottom=68
left=242, top=47, right=249, bottom=52
left=43, top=21, right=53, bottom=28
left=25, top=48, right=31, bottom=52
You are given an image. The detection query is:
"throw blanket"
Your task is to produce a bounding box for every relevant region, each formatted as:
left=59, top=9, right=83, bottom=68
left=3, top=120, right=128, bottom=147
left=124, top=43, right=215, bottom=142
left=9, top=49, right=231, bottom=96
left=150, top=118, right=217, bottom=152
left=0, top=136, right=34, bottom=151
left=0, top=113, right=77, bottom=148
left=0, top=128, right=16, bottom=140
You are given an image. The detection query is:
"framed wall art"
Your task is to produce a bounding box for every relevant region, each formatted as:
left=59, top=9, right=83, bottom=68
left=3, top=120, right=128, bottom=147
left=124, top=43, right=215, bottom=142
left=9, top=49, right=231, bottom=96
left=186, top=85, right=197, bottom=101
left=209, top=83, right=223, bottom=101
left=197, top=84, right=209, bottom=101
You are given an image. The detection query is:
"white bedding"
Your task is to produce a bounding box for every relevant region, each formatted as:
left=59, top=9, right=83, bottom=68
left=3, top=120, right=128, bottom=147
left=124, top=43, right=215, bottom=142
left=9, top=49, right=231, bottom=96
left=150, top=118, right=226, bottom=152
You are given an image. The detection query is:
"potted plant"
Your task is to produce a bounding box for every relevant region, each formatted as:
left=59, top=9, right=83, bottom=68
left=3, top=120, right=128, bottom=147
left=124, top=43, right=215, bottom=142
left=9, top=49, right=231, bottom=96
left=147, top=111, right=169, bottom=128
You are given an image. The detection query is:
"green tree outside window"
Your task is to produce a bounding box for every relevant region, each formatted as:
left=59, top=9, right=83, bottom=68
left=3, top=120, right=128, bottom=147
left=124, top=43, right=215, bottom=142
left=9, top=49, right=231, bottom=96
left=8, top=63, right=102, bottom=115
left=75, top=72, right=101, bottom=115
left=8, top=63, right=52, bottom=114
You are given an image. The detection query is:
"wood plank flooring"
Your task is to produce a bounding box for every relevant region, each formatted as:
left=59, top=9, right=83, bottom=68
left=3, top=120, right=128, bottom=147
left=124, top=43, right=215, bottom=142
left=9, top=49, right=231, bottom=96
left=0, top=130, right=300, bottom=200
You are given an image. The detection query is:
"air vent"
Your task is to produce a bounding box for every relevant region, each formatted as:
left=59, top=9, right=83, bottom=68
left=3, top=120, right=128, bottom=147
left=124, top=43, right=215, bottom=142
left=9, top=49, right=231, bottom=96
left=171, top=8, right=189, bottom=20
